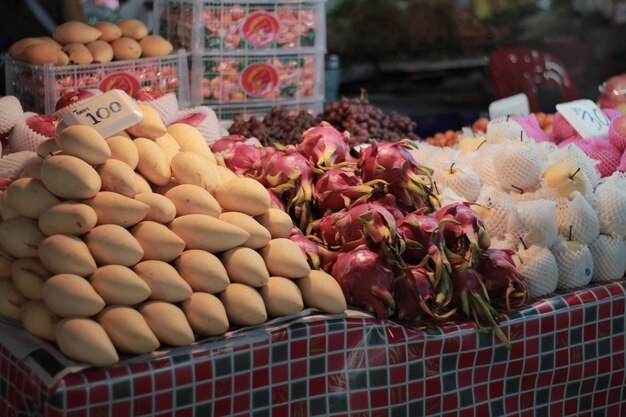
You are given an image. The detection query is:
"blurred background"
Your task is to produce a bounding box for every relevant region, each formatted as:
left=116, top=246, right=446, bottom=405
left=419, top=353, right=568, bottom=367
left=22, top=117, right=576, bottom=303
left=43, top=0, right=626, bottom=137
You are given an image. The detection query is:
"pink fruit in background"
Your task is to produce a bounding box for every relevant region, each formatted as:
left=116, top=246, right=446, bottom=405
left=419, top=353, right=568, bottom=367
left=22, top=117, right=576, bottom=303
left=576, top=138, right=622, bottom=177
left=552, top=112, right=576, bottom=141
left=609, top=115, right=626, bottom=152
left=176, top=112, right=207, bottom=127
left=26, top=115, right=61, bottom=138
left=55, top=89, right=96, bottom=112
left=618, top=151, right=626, bottom=172
left=133, top=87, right=164, bottom=101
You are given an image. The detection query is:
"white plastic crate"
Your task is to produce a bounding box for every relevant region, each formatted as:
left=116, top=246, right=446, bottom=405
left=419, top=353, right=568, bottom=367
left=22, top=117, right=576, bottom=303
left=155, top=0, right=325, bottom=54
left=212, top=98, right=322, bottom=119
left=191, top=51, right=324, bottom=109
left=4, top=50, right=190, bottom=115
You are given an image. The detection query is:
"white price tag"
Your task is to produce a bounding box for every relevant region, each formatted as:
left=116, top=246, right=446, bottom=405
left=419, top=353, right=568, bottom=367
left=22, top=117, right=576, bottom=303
left=488, top=93, right=530, bottom=119
left=62, top=89, right=144, bottom=138
left=556, top=99, right=610, bottom=138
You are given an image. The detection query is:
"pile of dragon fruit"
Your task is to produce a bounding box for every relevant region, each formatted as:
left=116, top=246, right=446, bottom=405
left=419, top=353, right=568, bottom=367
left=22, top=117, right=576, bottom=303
left=213, top=123, right=528, bottom=346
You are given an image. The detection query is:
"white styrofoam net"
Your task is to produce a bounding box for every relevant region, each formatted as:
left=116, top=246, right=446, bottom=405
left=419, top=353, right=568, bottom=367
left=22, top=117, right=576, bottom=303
left=552, top=144, right=601, bottom=187
left=514, top=244, right=559, bottom=298
left=493, top=142, right=543, bottom=192
left=553, top=239, right=594, bottom=290
left=589, top=234, right=626, bottom=283
left=595, top=173, right=626, bottom=237
left=472, top=143, right=501, bottom=186
left=0, top=151, right=38, bottom=179
left=6, top=113, right=50, bottom=154
left=0, top=96, right=24, bottom=135
left=433, top=161, right=481, bottom=202
left=475, top=185, right=514, bottom=239
left=556, top=191, right=600, bottom=244
left=515, top=199, right=559, bottom=248
left=486, top=117, right=527, bottom=144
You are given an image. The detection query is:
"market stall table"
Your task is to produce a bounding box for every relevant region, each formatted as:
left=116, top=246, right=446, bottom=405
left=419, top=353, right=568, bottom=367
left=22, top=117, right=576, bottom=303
left=1, top=280, right=625, bottom=417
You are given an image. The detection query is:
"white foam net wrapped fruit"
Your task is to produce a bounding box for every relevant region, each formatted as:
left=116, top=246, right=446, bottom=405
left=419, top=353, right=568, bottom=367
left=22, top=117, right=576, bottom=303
left=553, top=239, right=594, bottom=290
left=514, top=244, right=559, bottom=298
left=474, top=185, right=514, bottom=239
left=432, top=161, right=481, bottom=202
left=595, top=172, right=626, bottom=237
left=556, top=192, right=600, bottom=244
left=493, top=142, right=543, bottom=192
left=515, top=199, right=558, bottom=248
left=589, top=234, right=626, bottom=283
left=0, top=151, right=38, bottom=179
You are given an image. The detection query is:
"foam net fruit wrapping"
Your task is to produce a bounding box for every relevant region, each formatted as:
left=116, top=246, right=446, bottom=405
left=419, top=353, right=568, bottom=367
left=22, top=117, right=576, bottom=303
left=141, top=93, right=179, bottom=127
left=553, top=239, right=594, bottom=290
left=556, top=191, right=600, bottom=244
left=608, top=116, right=626, bottom=152
left=509, top=186, right=563, bottom=203
left=515, top=199, right=558, bottom=248
left=433, top=161, right=481, bottom=202
left=553, top=144, right=601, bottom=187
left=475, top=185, right=514, bottom=239
left=472, top=144, right=501, bottom=186
left=0, top=96, right=23, bottom=135
left=537, top=141, right=560, bottom=165
left=514, top=245, right=559, bottom=298
left=436, top=187, right=465, bottom=206
left=6, top=113, right=49, bottom=154
left=485, top=117, right=525, bottom=144
left=619, top=151, right=626, bottom=173
left=589, top=234, right=626, bottom=283
left=493, top=142, right=543, bottom=192
left=0, top=151, right=37, bottom=179
left=489, top=233, right=516, bottom=250
left=595, top=173, right=626, bottom=236
left=552, top=112, right=576, bottom=140
left=576, top=138, right=622, bottom=178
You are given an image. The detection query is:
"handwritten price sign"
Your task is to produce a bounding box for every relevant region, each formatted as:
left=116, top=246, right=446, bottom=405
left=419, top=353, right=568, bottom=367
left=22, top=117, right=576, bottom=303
left=62, top=89, right=144, bottom=139
left=556, top=99, right=610, bottom=139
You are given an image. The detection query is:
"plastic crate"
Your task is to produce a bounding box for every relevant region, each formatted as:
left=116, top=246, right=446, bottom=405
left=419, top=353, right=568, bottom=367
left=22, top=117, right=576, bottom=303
left=191, top=51, right=324, bottom=108
left=4, top=50, right=190, bottom=115
left=213, top=98, right=322, bottom=120
left=154, top=0, right=325, bottom=54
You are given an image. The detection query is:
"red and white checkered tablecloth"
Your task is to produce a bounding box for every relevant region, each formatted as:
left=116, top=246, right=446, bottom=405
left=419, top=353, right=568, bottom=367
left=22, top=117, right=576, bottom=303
left=1, top=280, right=626, bottom=417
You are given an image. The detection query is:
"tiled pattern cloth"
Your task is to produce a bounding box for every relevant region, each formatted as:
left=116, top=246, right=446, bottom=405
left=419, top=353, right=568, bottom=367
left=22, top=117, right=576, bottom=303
left=1, top=281, right=626, bottom=417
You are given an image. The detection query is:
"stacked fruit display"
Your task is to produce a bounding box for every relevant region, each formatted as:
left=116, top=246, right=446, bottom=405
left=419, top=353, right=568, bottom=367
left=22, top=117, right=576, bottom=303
left=0, top=106, right=346, bottom=366
left=410, top=116, right=626, bottom=301
left=9, top=19, right=173, bottom=66
left=215, top=122, right=528, bottom=347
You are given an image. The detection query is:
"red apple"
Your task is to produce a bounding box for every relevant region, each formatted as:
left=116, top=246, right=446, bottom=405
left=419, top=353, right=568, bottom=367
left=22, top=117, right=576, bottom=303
left=176, top=112, right=206, bottom=127
left=26, top=115, right=61, bottom=138
left=55, top=89, right=96, bottom=112
left=133, top=87, right=164, bottom=101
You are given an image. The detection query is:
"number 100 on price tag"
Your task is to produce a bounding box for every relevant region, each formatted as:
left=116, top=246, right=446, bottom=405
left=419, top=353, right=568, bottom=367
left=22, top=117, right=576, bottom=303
left=62, top=89, right=144, bottom=138
left=556, top=99, right=611, bottom=139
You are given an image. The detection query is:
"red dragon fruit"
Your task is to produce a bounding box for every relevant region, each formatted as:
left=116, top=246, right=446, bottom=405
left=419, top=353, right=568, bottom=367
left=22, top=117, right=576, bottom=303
left=367, top=194, right=408, bottom=223
left=210, top=135, right=247, bottom=154
left=393, top=266, right=437, bottom=321
left=450, top=267, right=510, bottom=348
left=260, top=146, right=317, bottom=230
left=222, top=143, right=265, bottom=177
left=296, top=122, right=351, bottom=168
left=357, top=140, right=436, bottom=212
left=314, top=168, right=374, bottom=212
left=397, top=213, right=441, bottom=262
left=289, top=228, right=337, bottom=270
left=331, top=245, right=396, bottom=318
left=432, top=203, right=491, bottom=261
left=476, top=249, right=528, bottom=311
left=267, top=188, right=286, bottom=210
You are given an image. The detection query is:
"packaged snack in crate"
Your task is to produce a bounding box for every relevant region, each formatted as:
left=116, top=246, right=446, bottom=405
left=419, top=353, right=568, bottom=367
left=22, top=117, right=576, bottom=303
left=192, top=52, right=323, bottom=105
left=156, top=0, right=325, bottom=53
left=4, top=51, right=190, bottom=115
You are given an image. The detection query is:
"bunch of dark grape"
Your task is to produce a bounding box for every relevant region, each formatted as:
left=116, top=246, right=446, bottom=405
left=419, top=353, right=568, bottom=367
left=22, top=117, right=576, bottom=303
left=227, top=108, right=317, bottom=145
left=318, top=97, right=418, bottom=145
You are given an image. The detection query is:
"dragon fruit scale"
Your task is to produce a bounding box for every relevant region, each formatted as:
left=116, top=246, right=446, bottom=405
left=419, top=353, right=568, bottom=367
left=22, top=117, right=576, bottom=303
left=393, top=266, right=437, bottom=321
left=296, top=122, right=351, bottom=168
left=331, top=245, right=396, bottom=319
left=221, top=143, right=265, bottom=177
left=357, top=140, right=436, bottom=212
left=476, top=249, right=528, bottom=311
left=314, top=168, right=374, bottom=213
